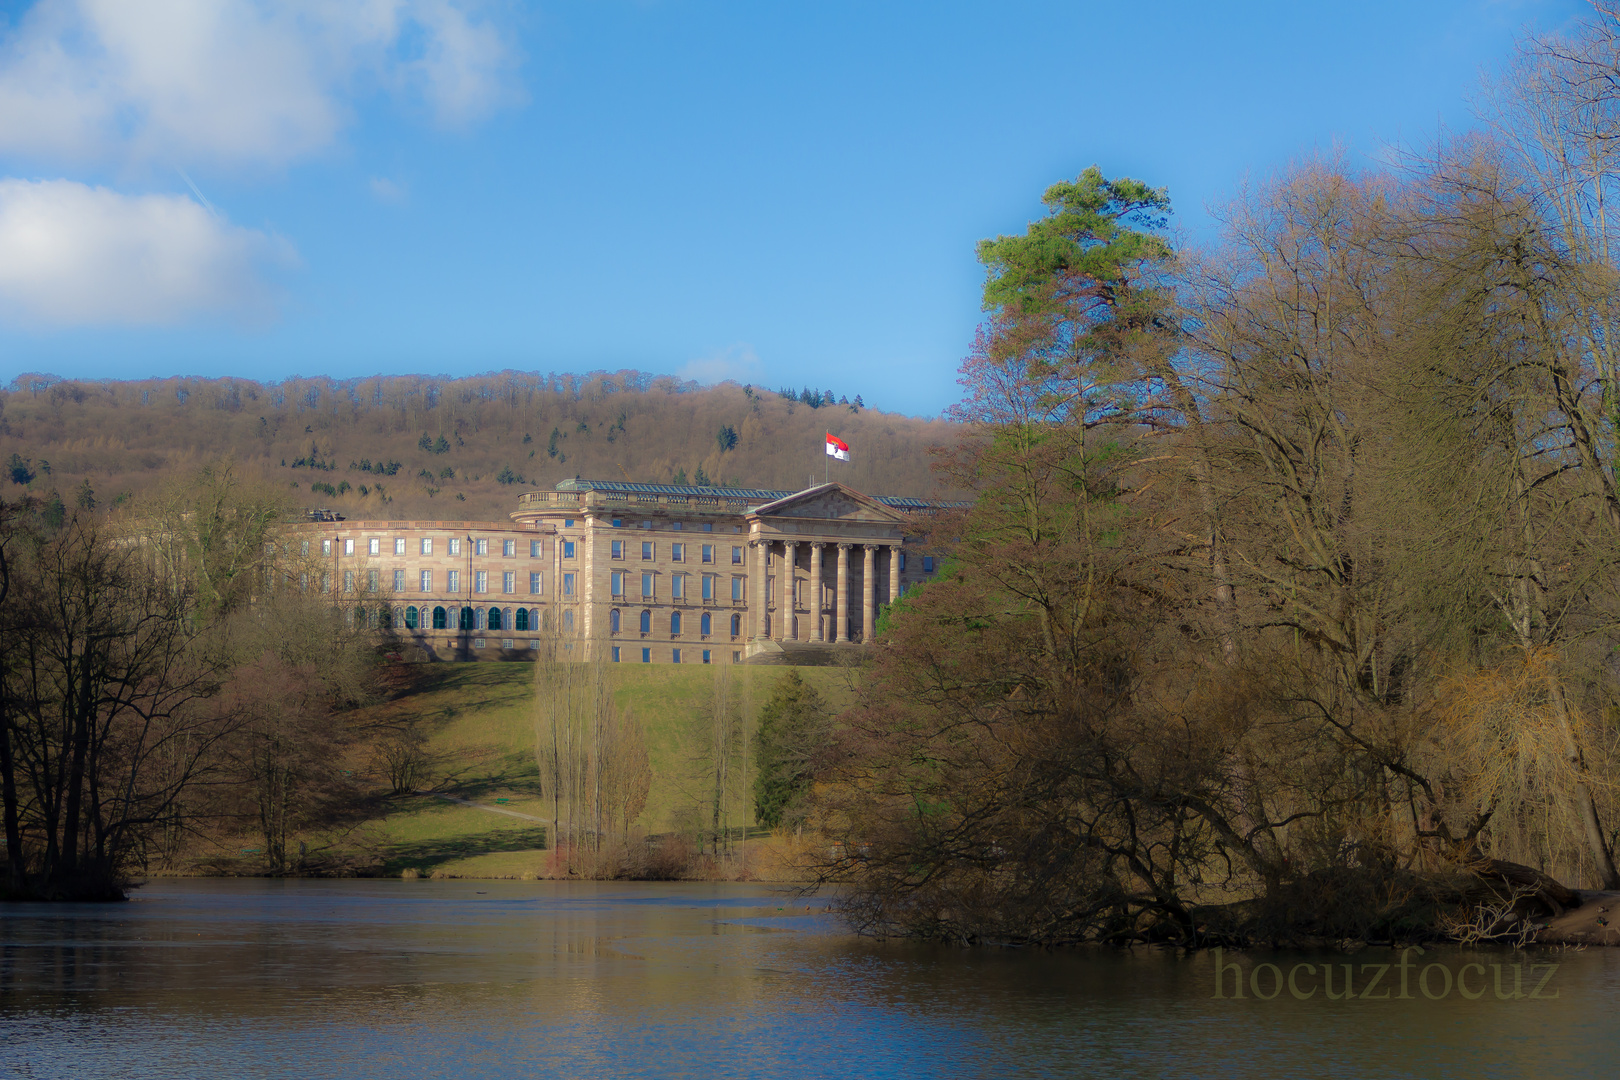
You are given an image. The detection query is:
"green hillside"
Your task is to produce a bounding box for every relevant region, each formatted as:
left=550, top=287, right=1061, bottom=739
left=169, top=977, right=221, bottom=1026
left=361, top=662, right=856, bottom=878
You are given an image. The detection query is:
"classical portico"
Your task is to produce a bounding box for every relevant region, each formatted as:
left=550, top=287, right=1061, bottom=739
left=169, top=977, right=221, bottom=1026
left=743, top=483, right=908, bottom=657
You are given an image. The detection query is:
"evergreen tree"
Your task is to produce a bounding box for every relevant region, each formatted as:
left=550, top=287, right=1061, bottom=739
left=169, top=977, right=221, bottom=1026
left=753, top=670, right=833, bottom=829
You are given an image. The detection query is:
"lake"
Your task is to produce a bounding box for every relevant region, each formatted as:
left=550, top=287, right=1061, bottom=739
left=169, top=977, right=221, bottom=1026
left=2, top=879, right=1616, bottom=1078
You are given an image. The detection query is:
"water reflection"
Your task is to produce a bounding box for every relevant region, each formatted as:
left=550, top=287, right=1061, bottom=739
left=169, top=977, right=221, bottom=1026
left=1, top=880, right=1616, bottom=1078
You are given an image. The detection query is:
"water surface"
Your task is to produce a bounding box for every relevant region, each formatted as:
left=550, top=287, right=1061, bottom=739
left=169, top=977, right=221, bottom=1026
left=2, top=879, right=1615, bottom=1078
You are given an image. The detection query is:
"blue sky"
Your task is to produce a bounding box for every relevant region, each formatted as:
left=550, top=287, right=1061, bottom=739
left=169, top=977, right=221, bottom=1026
left=0, top=0, right=1592, bottom=416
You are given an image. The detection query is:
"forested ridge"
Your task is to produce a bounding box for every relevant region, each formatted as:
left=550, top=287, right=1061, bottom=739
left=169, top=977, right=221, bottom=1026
left=0, top=371, right=959, bottom=521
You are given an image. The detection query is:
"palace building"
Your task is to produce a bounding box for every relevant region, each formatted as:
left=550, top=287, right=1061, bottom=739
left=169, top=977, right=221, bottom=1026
left=284, top=478, right=943, bottom=663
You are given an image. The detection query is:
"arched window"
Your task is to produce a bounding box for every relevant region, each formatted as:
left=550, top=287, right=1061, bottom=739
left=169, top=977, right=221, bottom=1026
left=459, top=606, right=474, bottom=630
left=670, top=611, right=682, bottom=635
left=730, top=613, right=741, bottom=636
left=563, top=609, right=575, bottom=631
left=639, top=609, right=651, bottom=634
left=530, top=608, right=541, bottom=630
left=406, top=606, right=419, bottom=630
left=516, top=608, right=530, bottom=631
left=432, top=606, right=447, bottom=629
left=700, top=612, right=711, bottom=636
left=488, top=607, right=502, bottom=631
left=393, top=607, right=404, bottom=629
left=609, top=609, right=620, bottom=633
left=345, top=607, right=357, bottom=627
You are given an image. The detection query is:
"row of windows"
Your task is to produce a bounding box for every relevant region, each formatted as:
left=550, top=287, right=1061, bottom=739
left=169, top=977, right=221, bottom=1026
left=313, top=569, right=547, bottom=595
left=606, top=609, right=743, bottom=636
left=607, top=540, right=745, bottom=564
left=394, top=605, right=544, bottom=631
left=308, top=537, right=546, bottom=558
left=608, top=571, right=746, bottom=601
left=610, top=646, right=719, bottom=663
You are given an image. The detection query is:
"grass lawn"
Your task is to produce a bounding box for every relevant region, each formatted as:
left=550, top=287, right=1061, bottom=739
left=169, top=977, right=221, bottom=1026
left=352, top=660, right=857, bottom=877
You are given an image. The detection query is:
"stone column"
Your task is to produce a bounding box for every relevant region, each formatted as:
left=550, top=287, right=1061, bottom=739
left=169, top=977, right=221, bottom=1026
left=809, top=542, right=824, bottom=642
left=835, top=543, right=850, bottom=643
left=750, top=535, right=768, bottom=640
left=781, top=541, right=798, bottom=640
left=862, top=544, right=877, bottom=644
left=888, top=544, right=902, bottom=605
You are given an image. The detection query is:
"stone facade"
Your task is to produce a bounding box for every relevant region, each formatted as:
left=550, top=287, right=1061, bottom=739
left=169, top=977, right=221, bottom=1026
left=285, top=478, right=940, bottom=663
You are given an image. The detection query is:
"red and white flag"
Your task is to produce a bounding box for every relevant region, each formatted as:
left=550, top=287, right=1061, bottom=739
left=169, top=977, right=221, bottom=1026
left=825, top=432, right=850, bottom=461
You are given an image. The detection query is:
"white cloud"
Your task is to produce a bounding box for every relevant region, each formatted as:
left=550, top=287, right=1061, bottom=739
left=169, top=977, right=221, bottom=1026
left=680, top=342, right=764, bottom=385
left=0, top=0, right=519, bottom=170
left=369, top=176, right=408, bottom=204
left=0, top=178, right=296, bottom=326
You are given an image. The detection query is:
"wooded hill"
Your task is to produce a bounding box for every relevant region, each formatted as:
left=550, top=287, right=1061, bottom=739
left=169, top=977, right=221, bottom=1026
left=0, top=371, right=960, bottom=520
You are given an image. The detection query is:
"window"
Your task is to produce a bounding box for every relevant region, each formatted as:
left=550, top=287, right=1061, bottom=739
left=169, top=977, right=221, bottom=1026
left=529, top=638, right=540, bottom=650
left=733, top=650, right=741, bottom=662
left=530, top=572, right=543, bottom=594
left=642, top=648, right=651, bottom=663
left=923, top=556, right=935, bottom=572
left=642, top=541, right=654, bottom=560
left=395, top=538, right=407, bottom=555
left=703, top=522, right=713, bottom=532
left=730, top=614, right=741, bottom=636
left=420, top=570, right=432, bottom=592
left=565, top=518, right=575, bottom=527
left=393, top=569, right=405, bottom=592
left=673, top=648, right=682, bottom=664
left=459, top=607, right=474, bottom=630
left=503, top=571, right=515, bottom=594
left=702, top=544, right=714, bottom=564
left=610, top=609, right=621, bottom=632
left=611, top=571, right=624, bottom=597
left=343, top=570, right=355, bottom=592
left=320, top=572, right=330, bottom=592
left=563, top=573, right=576, bottom=596
left=612, top=646, right=621, bottom=662
left=701, top=612, right=711, bottom=635
left=641, top=573, right=655, bottom=598
left=731, top=577, right=744, bottom=601
left=421, top=538, right=433, bottom=555
left=474, top=637, right=485, bottom=649
left=563, top=541, right=576, bottom=559
left=641, top=520, right=652, bottom=529
left=530, top=540, right=544, bottom=558
left=432, top=606, right=448, bottom=629
left=517, top=608, right=531, bottom=631
left=475, top=538, right=488, bottom=556
left=702, top=649, right=711, bottom=664
left=731, top=546, right=743, bottom=564
left=322, top=539, right=332, bottom=556
left=368, top=538, right=379, bottom=556
left=671, top=543, right=684, bottom=563
left=671, top=612, right=682, bottom=635
left=503, top=639, right=513, bottom=650
left=344, top=539, right=354, bottom=556
left=898, top=551, right=906, bottom=571
left=503, top=539, right=515, bottom=557
left=488, top=607, right=502, bottom=630
left=672, top=575, right=685, bottom=600
left=639, top=610, right=651, bottom=633
left=449, top=538, right=461, bottom=556
left=702, top=575, right=714, bottom=600
left=405, top=606, right=419, bottom=629
left=367, top=569, right=379, bottom=592
left=612, top=540, right=625, bottom=559
left=612, top=519, right=623, bottom=528
left=475, top=570, right=488, bottom=594
left=301, top=540, right=310, bottom=556
left=447, top=570, right=460, bottom=593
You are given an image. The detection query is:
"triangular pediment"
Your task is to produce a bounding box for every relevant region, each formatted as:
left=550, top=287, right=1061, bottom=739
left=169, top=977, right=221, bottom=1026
left=750, top=483, right=907, bottom=524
